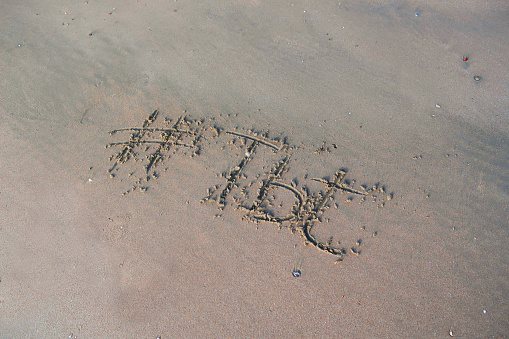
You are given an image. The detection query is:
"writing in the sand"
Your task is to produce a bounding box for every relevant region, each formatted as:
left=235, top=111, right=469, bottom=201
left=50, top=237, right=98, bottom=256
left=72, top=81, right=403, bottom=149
left=106, top=110, right=392, bottom=263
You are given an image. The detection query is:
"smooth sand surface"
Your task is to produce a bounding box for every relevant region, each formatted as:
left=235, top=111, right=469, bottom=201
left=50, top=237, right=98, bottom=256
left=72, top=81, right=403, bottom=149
left=1, top=0, right=508, bottom=337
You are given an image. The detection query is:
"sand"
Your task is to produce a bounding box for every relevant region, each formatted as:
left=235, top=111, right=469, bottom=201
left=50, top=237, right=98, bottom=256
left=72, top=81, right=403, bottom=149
left=0, top=0, right=508, bottom=337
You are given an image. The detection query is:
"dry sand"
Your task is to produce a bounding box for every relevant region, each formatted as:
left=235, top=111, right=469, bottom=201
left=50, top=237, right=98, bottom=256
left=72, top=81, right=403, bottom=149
left=0, top=0, right=508, bottom=337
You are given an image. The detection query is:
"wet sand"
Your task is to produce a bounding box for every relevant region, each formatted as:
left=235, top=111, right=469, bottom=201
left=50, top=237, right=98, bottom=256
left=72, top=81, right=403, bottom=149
left=0, top=0, right=508, bottom=337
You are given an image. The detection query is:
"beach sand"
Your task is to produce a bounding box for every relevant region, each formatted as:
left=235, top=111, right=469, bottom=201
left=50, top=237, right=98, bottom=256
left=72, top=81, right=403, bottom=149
left=0, top=0, right=508, bottom=337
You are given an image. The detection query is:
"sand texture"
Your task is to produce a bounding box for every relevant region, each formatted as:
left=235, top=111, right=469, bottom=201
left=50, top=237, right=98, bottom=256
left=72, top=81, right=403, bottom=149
left=1, top=0, right=508, bottom=337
